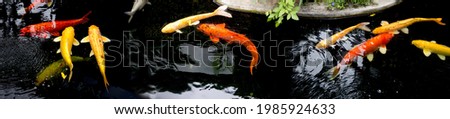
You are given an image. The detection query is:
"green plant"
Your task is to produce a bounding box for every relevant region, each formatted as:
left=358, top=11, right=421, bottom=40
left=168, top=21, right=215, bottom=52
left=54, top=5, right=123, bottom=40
left=265, top=0, right=303, bottom=27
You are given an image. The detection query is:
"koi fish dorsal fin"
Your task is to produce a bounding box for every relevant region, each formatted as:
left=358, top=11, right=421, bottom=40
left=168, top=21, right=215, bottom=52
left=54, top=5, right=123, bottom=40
left=431, top=40, right=437, bottom=43
left=217, top=23, right=226, bottom=28
left=381, top=21, right=389, bottom=26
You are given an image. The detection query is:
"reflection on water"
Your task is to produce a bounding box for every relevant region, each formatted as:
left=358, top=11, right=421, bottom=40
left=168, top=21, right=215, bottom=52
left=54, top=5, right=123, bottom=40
left=290, top=28, right=367, bottom=98
left=140, top=82, right=243, bottom=99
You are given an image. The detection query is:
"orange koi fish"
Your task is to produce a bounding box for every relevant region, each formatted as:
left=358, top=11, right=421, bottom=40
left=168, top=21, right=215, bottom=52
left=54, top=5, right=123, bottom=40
left=197, top=23, right=259, bottom=75
left=20, top=11, right=91, bottom=38
left=53, top=26, right=80, bottom=81
left=81, top=25, right=111, bottom=88
left=328, top=32, right=395, bottom=79
left=372, top=18, right=446, bottom=34
left=316, top=22, right=371, bottom=49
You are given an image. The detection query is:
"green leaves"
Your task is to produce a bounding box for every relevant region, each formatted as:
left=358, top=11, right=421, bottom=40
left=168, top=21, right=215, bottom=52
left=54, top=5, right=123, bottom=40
left=266, top=0, right=302, bottom=28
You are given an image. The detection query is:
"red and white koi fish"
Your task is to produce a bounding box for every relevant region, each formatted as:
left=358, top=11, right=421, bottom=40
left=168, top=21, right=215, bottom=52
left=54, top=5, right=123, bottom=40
left=20, top=11, right=91, bottom=38
left=197, top=23, right=259, bottom=75
left=25, top=0, right=53, bottom=14
left=372, top=18, right=446, bottom=34
left=328, top=32, right=395, bottom=79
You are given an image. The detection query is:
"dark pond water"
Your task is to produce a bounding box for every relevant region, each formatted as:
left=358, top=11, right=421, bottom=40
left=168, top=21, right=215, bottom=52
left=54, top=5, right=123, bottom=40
left=0, top=0, right=449, bottom=99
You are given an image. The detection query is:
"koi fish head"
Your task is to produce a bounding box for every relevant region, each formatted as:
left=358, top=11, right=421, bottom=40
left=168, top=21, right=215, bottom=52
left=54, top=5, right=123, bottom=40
left=412, top=40, right=427, bottom=49
left=19, top=27, right=31, bottom=36
left=88, top=25, right=101, bottom=36
left=161, top=23, right=177, bottom=33
left=197, top=23, right=215, bottom=35
left=62, top=26, right=75, bottom=36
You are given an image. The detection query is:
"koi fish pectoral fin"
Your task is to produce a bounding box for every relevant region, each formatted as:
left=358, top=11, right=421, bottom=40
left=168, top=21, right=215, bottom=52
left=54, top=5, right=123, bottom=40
left=176, top=30, right=183, bottom=34
left=367, top=53, right=374, bottom=62
left=81, top=36, right=90, bottom=43
left=210, top=36, right=220, bottom=44
left=358, top=22, right=371, bottom=32
left=188, top=20, right=200, bottom=26
left=90, top=50, right=94, bottom=57
left=73, top=39, right=80, bottom=46
left=379, top=46, right=387, bottom=54
left=423, top=49, right=432, bottom=57
left=61, top=72, right=67, bottom=80
left=400, top=28, right=409, bottom=34
left=102, top=36, right=111, bottom=42
left=53, top=36, right=61, bottom=42
left=438, top=54, right=446, bottom=60
left=393, top=30, right=400, bottom=34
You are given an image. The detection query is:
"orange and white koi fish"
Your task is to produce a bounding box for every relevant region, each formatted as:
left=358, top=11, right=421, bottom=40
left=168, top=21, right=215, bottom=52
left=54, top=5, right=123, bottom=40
left=197, top=23, right=259, bottom=75
left=20, top=11, right=91, bottom=38
left=412, top=40, right=450, bottom=60
left=53, top=26, right=80, bottom=81
left=125, top=0, right=151, bottom=23
left=372, top=18, right=446, bottom=34
left=161, top=5, right=232, bottom=34
left=81, top=25, right=111, bottom=88
left=316, top=22, right=371, bottom=49
left=328, top=32, right=395, bottom=79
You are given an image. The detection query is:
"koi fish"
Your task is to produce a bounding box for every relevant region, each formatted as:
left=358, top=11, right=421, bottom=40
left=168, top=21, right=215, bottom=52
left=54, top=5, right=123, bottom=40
left=316, top=22, right=371, bottom=49
left=161, top=5, right=232, bottom=34
left=36, top=56, right=86, bottom=86
left=20, top=11, right=91, bottom=38
left=197, top=23, right=259, bottom=75
left=412, top=40, right=450, bottom=60
left=328, top=32, right=395, bottom=79
left=372, top=18, right=446, bottom=34
left=125, top=0, right=151, bottom=23
left=81, top=25, right=111, bottom=88
left=25, top=0, right=53, bottom=14
left=53, top=26, right=80, bottom=81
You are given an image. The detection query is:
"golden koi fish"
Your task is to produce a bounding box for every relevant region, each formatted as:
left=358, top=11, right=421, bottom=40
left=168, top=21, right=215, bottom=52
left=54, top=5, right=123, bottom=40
left=372, top=18, right=446, bottom=34
left=316, top=22, right=371, bottom=49
left=412, top=40, right=450, bottom=60
left=53, top=26, right=80, bottom=81
left=161, top=5, right=232, bottom=34
left=81, top=25, right=111, bottom=88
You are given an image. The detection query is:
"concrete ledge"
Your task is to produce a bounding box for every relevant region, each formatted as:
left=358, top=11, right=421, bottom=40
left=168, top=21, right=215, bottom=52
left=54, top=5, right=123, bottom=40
left=214, top=0, right=402, bottom=19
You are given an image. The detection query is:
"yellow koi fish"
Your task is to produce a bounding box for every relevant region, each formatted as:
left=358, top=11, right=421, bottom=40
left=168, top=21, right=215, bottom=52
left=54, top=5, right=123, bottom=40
left=36, top=56, right=86, bottom=86
left=372, top=18, right=446, bottom=34
left=161, top=5, right=232, bottom=34
left=412, top=40, right=450, bottom=60
left=81, top=25, right=111, bottom=88
left=53, top=26, right=80, bottom=81
left=316, top=22, right=371, bottom=49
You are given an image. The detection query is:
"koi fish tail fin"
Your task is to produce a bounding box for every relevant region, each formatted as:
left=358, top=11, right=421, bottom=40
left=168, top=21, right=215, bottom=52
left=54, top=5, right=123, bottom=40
left=214, top=5, right=232, bottom=18
left=326, top=64, right=341, bottom=80
left=125, top=11, right=135, bottom=23
left=68, top=64, right=73, bottom=82
left=357, top=22, right=371, bottom=32
left=249, top=51, right=259, bottom=75
left=80, top=11, right=92, bottom=24
left=433, top=18, right=446, bottom=25
left=101, top=71, right=109, bottom=90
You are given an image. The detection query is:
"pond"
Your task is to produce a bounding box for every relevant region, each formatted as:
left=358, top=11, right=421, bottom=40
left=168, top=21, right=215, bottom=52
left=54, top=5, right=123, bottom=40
left=0, top=0, right=449, bottom=99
